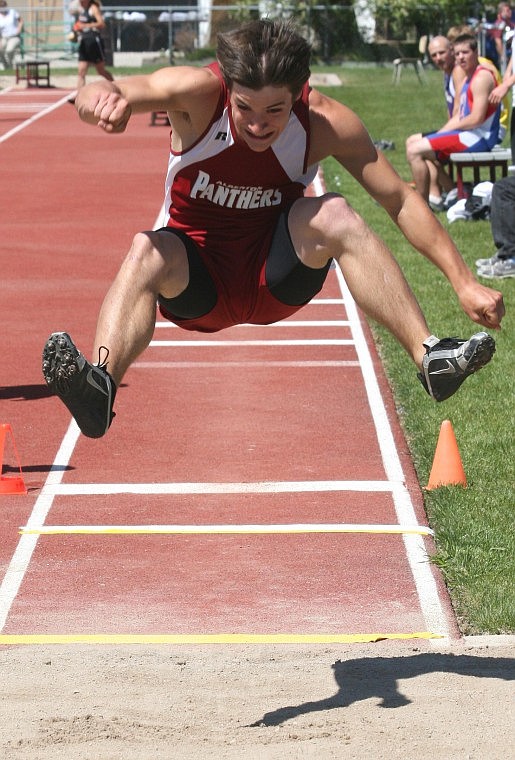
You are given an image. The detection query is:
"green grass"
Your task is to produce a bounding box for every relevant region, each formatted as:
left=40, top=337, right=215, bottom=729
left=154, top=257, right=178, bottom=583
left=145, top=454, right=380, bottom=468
left=316, top=65, right=514, bottom=634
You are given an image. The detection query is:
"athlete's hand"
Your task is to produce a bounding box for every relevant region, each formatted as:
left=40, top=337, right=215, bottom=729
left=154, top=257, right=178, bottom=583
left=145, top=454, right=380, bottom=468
left=489, top=82, right=510, bottom=105
left=78, top=90, right=132, bottom=133
left=458, top=280, right=505, bottom=330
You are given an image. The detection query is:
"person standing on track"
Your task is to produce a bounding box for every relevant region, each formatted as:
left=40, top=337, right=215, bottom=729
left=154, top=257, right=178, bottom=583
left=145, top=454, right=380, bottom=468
left=0, top=0, right=23, bottom=70
left=42, top=19, right=505, bottom=439
left=71, top=0, right=113, bottom=90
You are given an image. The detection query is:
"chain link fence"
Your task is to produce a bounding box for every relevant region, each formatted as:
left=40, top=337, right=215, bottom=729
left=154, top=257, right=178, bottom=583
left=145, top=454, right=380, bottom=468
left=12, top=2, right=485, bottom=65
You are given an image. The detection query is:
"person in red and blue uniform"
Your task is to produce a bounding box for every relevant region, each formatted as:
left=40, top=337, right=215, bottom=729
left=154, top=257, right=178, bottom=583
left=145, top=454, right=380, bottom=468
left=407, top=33, right=501, bottom=203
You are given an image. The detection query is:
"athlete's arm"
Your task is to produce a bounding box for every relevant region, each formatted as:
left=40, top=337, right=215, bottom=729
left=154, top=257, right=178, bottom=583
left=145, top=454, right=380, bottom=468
left=308, top=90, right=505, bottom=329
left=75, top=66, right=219, bottom=133
left=489, top=55, right=514, bottom=103
left=450, top=65, right=466, bottom=118
left=454, top=69, right=495, bottom=129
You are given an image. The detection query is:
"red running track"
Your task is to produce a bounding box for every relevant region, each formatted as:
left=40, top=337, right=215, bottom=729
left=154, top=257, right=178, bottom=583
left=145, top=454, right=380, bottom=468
left=0, top=85, right=459, bottom=645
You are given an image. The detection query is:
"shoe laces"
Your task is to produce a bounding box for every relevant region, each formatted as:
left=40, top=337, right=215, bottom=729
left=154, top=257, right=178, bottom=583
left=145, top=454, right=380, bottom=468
left=430, top=337, right=462, bottom=351
left=95, top=346, right=110, bottom=371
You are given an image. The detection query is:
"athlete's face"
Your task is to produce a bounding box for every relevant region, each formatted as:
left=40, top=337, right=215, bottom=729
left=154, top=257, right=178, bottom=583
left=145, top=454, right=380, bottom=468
left=453, top=43, right=477, bottom=75
left=229, top=83, right=295, bottom=152
left=429, top=41, right=453, bottom=72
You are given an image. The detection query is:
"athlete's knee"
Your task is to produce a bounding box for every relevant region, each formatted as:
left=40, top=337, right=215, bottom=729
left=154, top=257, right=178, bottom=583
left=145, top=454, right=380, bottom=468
left=289, top=194, right=367, bottom=264
left=124, top=230, right=187, bottom=290
left=405, top=133, right=420, bottom=153
left=406, top=137, right=427, bottom=163
left=126, top=231, right=162, bottom=267
left=305, top=192, right=359, bottom=232
left=321, top=193, right=367, bottom=240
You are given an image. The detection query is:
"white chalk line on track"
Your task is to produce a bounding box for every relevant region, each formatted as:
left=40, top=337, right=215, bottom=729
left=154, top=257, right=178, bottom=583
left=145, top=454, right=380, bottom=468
left=133, top=361, right=361, bottom=368
left=0, top=104, right=57, bottom=112
left=29, top=479, right=410, bottom=495
left=0, top=91, right=72, bottom=144
left=0, top=422, right=80, bottom=631
left=0, top=160, right=451, bottom=640
left=150, top=339, right=354, bottom=347
left=153, top=319, right=351, bottom=327
left=313, top=165, right=451, bottom=639
left=332, top=266, right=450, bottom=640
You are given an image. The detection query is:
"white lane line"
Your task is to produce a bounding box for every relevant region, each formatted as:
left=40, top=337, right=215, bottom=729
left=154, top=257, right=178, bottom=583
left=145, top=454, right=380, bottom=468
left=133, top=361, right=360, bottom=368
left=0, top=104, right=55, bottom=112
left=153, top=320, right=351, bottom=328
left=0, top=421, right=80, bottom=632
left=39, top=479, right=405, bottom=495
left=0, top=92, right=72, bottom=144
left=334, top=237, right=450, bottom=638
left=311, top=168, right=451, bottom=638
left=149, top=339, right=355, bottom=347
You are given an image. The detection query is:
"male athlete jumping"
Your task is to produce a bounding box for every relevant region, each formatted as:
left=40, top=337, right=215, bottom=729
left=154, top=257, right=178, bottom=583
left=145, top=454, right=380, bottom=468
left=43, top=20, right=504, bottom=438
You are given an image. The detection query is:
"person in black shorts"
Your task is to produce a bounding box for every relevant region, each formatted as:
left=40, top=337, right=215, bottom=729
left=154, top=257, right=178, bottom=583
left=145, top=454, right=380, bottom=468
left=72, top=0, right=113, bottom=90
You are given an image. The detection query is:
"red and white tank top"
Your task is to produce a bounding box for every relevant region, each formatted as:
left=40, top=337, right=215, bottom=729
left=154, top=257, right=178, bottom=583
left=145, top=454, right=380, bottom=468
left=163, top=63, right=317, bottom=260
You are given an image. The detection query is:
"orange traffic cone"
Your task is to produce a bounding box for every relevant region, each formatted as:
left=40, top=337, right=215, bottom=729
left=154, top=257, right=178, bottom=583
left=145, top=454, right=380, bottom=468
left=0, top=423, right=27, bottom=495
left=426, top=420, right=467, bottom=490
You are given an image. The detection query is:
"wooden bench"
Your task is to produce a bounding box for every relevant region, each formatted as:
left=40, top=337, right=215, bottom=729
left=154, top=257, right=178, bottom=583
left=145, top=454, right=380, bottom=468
left=449, top=149, right=512, bottom=198
left=15, top=60, right=51, bottom=88
left=150, top=111, right=170, bottom=126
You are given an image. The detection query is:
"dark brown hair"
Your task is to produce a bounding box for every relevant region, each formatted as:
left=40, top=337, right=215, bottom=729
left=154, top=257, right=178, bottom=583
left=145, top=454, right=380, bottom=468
left=453, top=33, right=478, bottom=51
left=217, top=19, right=311, bottom=97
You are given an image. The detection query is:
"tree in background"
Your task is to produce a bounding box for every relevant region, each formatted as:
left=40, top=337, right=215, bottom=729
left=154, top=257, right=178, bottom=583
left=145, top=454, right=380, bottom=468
left=374, top=0, right=480, bottom=40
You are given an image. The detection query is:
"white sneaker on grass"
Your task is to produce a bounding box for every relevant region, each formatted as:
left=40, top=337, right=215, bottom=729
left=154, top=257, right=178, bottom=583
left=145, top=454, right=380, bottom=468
left=477, top=257, right=515, bottom=279
left=475, top=252, right=501, bottom=267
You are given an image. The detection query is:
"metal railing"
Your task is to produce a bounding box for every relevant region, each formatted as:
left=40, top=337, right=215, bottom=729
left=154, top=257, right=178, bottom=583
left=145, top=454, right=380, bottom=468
left=10, top=3, right=370, bottom=63
left=11, top=3, right=494, bottom=66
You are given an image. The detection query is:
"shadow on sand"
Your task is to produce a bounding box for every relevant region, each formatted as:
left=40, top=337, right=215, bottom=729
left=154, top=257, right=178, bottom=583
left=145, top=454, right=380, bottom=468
left=249, top=653, right=514, bottom=726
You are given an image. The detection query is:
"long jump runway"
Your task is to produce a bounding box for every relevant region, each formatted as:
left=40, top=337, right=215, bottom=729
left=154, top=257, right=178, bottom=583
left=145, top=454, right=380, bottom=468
left=0, top=86, right=459, bottom=645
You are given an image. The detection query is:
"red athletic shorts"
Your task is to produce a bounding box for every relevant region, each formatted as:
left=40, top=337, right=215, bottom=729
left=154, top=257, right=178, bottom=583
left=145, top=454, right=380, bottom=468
left=157, top=211, right=331, bottom=333
left=426, top=129, right=494, bottom=160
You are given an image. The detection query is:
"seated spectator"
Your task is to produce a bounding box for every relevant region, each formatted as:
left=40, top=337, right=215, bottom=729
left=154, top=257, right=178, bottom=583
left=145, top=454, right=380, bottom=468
left=448, top=24, right=509, bottom=144
left=406, top=33, right=502, bottom=204
left=407, top=30, right=509, bottom=210
left=405, top=35, right=462, bottom=210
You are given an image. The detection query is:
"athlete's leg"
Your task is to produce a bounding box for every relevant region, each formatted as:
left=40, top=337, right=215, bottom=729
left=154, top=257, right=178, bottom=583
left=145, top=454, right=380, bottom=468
left=42, top=229, right=212, bottom=437
left=406, top=135, right=438, bottom=200
left=77, top=60, right=89, bottom=89
left=289, top=196, right=496, bottom=401
left=287, top=194, right=430, bottom=368
left=91, top=229, right=190, bottom=386
left=94, top=61, right=114, bottom=82
left=288, top=195, right=497, bottom=400
left=427, top=160, right=441, bottom=200
left=436, top=161, right=455, bottom=195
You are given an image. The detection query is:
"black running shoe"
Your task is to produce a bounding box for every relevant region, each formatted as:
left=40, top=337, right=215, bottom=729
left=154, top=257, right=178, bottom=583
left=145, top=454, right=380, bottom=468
left=418, top=332, right=496, bottom=402
left=42, top=332, right=116, bottom=438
